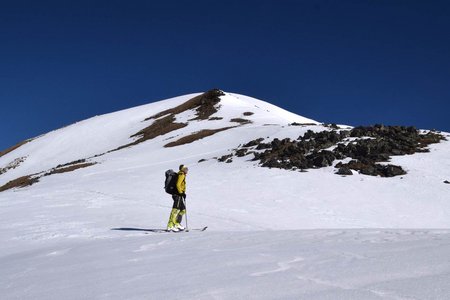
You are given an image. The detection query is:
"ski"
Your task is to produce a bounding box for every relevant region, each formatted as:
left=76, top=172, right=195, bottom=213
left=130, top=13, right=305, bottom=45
left=144, top=229, right=182, bottom=234
left=144, top=226, right=207, bottom=234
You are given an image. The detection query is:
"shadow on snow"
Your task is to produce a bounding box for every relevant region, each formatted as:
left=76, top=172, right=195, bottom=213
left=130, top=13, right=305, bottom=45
left=111, top=227, right=167, bottom=233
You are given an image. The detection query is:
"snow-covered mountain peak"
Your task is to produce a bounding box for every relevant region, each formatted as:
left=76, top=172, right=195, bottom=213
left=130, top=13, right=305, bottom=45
left=0, top=90, right=317, bottom=188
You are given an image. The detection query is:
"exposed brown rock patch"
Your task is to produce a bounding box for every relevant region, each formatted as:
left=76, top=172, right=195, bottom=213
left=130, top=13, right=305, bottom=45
left=164, top=127, right=234, bottom=148
left=289, top=122, right=319, bottom=127
left=45, top=162, right=96, bottom=176
left=112, top=115, right=188, bottom=151
left=149, top=89, right=224, bottom=121
left=132, top=115, right=187, bottom=141
left=230, top=118, right=252, bottom=125
left=112, top=89, right=225, bottom=152
left=55, top=159, right=87, bottom=169
left=0, top=175, right=40, bottom=192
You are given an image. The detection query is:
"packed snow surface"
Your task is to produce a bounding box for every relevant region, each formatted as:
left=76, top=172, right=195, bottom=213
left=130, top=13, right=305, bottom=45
left=2, top=230, right=450, bottom=300
left=1, top=92, right=450, bottom=299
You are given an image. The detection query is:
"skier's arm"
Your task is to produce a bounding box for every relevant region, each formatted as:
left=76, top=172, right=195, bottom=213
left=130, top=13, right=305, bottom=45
left=176, top=173, right=185, bottom=194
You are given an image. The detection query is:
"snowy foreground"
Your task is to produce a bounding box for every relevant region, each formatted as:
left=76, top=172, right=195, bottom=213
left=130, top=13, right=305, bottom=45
left=2, top=229, right=450, bottom=299
left=1, top=91, right=450, bottom=299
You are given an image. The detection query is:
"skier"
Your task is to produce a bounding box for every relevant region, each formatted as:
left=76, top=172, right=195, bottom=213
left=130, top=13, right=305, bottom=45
left=167, top=165, right=188, bottom=232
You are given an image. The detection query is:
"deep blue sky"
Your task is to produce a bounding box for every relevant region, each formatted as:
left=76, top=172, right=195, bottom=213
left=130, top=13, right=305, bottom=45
left=1, top=0, right=449, bottom=150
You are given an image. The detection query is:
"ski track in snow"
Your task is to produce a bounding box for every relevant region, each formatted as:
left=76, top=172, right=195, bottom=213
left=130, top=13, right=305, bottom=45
left=250, top=256, right=305, bottom=276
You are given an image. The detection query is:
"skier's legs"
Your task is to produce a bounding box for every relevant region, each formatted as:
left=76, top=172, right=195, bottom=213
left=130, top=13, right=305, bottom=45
left=172, top=194, right=186, bottom=228
left=168, top=195, right=185, bottom=228
left=167, top=208, right=180, bottom=229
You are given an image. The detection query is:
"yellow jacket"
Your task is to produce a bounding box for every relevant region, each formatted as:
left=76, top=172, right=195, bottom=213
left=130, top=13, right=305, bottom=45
left=176, top=171, right=186, bottom=194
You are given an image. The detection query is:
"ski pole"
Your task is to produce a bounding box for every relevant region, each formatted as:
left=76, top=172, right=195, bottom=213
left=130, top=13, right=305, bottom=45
left=182, top=196, right=188, bottom=231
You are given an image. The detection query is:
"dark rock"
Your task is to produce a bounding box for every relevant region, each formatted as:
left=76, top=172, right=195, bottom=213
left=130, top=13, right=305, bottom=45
left=235, top=148, right=249, bottom=157
left=341, top=160, right=374, bottom=176
left=243, top=138, right=264, bottom=148
left=324, top=123, right=339, bottom=129
left=262, top=159, right=282, bottom=169
left=360, top=165, right=377, bottom=176
left=335, top=162, right=344, bottom=168
left=218, top=154, right=233, bottom=162
left=256, top=142, right=272, bottom=150
left=444, top=180, right=450, bottom=184
left=336, top=167, right=353, bottom=175
left=301, top=130, right=316, bottom=140
left=337, top=160, right=406, bottom=177
left=381, top=165, right=407, bottom=177
left=307, top=150, right=336, bottom=168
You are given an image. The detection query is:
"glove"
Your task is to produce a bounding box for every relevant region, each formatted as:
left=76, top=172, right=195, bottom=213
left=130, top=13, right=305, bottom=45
left=181, top=193, right=186, bottom=199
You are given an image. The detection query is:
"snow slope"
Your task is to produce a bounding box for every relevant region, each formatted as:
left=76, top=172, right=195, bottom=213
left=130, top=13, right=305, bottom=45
left=1, top=91, right=450, bottom=299
left=2, top=230, right=450, bottom=300
left=0, top=92, right=315, bottom=184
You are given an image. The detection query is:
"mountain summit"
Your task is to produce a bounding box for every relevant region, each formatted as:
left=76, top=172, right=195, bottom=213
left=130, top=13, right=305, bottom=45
left=0, top=89, right=317, bottom=190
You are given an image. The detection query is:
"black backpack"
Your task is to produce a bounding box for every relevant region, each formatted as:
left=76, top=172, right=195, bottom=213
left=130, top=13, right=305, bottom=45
left=164, top=169, right=178, bottom=194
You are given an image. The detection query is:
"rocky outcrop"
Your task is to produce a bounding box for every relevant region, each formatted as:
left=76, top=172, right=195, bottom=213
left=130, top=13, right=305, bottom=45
left=218, top=154, right=233, bottom=163
left=218, top=125, right=445, bottom=177
left=0, top=157, right=26, bottom=175
left=335, top=160, right=406, bottom=177
left=332, top=125, right=444, bottom=176
left=149, top=89, right=224, bottom=121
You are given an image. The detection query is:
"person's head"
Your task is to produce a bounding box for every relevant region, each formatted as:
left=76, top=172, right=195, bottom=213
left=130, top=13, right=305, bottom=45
left=179, top=164, right=189, bottom=174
